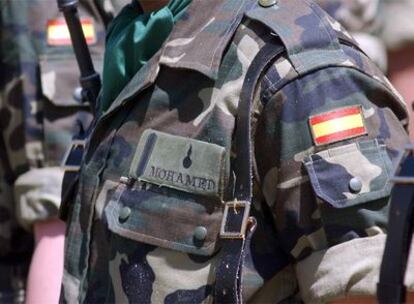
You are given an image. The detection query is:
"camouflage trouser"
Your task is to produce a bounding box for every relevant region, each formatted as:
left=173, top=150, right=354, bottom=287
left=0, top=263, right=28, bottom=304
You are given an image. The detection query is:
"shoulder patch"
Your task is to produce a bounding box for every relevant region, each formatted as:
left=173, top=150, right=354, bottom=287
left=309, top=106, right=367, bottom=146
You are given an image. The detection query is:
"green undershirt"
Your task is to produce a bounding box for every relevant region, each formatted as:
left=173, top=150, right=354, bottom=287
left=100, top=0, right=192, bottom=113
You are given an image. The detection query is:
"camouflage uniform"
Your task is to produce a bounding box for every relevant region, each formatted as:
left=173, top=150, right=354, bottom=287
left=0, top=0, right=126, bottom=302
left=60, top=0, right=411, bottom=302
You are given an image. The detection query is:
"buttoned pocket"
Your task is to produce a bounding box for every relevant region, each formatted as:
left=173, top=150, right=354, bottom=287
left=39, top=53, right=101, bottom=165
left=103, top=130, right=230, bottom=256
left=304, top=139, right=393, bottom=208
left=104, top=183, right=224, bottom=256
left=303, top=139, right=393, bottom=245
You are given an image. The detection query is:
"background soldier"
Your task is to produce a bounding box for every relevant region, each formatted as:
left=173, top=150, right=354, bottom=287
left=59, top=0, right=413, bottom=303
left=316, top=0, right=387, bottom=72
left=0, top=0, right=126, bottom=302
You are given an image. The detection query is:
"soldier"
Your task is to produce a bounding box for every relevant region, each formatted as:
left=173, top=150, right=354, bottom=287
left=59, top=0, right=412, bottom=302
left=0, top=0, right=126, bottom=302
left=316, top=0, right=388, bottom=72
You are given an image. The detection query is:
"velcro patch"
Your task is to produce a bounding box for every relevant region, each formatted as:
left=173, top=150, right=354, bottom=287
left=309, top=106, right=367, bottom=146
left=47, top=18, right=96, bottom=46
left=129, top=130, right=226, bottom=198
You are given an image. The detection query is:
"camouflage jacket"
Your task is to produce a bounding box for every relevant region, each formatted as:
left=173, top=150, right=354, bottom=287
left=0, top=0, right=126, bottom=299
left=61, top=0, right=410, bottom=303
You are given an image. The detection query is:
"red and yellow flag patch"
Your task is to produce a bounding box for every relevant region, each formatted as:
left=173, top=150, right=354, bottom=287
left=309, top=106, right=367, bottom=146
left=47, top=18, right=96, bottom=46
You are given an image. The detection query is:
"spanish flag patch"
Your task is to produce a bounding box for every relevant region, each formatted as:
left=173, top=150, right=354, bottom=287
left=309, top=106, right=367, bottom=146
left=47, top=18, right=96, bottom=46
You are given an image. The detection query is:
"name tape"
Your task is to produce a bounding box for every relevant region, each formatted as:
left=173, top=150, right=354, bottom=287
left=130, top=130, right=226, bottom=198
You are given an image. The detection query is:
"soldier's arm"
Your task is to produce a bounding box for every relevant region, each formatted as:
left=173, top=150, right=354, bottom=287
left=13, top=168, right=66, bottom=303
left=254, top=47, right=410, bottom=303
left=25, top=219, right=65, bottom=304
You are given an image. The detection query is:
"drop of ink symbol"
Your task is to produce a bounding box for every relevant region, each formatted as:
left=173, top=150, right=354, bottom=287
left=183, top=145, right=193, bottom=169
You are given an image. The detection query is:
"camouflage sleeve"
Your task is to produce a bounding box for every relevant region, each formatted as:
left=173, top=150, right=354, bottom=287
left=13, top=167, right=64, bottom=231
left=254, top=53, right=410, bottom=302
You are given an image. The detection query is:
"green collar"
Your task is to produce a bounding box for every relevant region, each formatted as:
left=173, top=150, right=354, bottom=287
left=101, top=0, right=193, bottom=112
left=100, top=0, right=249, bottom=114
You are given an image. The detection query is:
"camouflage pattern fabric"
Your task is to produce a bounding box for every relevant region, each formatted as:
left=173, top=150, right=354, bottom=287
left=316, top=0, right=388, bottom=72
left=316, top=0, right=383, bottom=33
left=60, top=0, right=410, bottom=303
left=0, top=0, right=127, bottom=302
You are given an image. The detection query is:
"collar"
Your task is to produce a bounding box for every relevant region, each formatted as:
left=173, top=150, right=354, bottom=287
left=159, top=0, right=249, bottom=80
left=101, top=0, right=249, bottom=117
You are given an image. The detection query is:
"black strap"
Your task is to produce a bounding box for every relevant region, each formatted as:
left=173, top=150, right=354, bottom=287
left=0, top=130, right=17, bottom=184
left=59, top=170, right=81, bottom=221
left=235, top=40, right=284, bottom=200
left=59, top=135, right=87, bottom=221
left=215, top=40, right=284, bottom=304
left=378, top=149, right=414, bottom=304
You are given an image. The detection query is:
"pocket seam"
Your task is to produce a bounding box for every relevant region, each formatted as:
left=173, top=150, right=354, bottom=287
left=305, top=140, right=392, bottom=207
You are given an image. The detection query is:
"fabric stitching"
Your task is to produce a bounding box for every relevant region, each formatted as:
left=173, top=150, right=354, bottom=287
left=107, top=205, right=216, bottom=252
left=306, top=142, right=392, bottom=206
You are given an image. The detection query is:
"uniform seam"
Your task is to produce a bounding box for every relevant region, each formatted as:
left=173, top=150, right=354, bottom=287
left=208, top=3, right=245, bottom=70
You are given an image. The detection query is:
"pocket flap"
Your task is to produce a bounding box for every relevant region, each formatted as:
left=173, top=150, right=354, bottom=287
left=40, top=53, right=103, bottom=107
left=304, top=139, right=393, bottom=208
left=104, top=183, right=223, bottom=256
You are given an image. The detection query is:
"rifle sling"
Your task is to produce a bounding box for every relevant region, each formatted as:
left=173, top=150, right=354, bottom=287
left=214, top=40, right=284, bottom=304
left=378, top=154, right=414, bottom=303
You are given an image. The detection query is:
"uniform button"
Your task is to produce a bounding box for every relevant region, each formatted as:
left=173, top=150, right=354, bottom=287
left=194, top=226, right=208, bottom=241
left=119, top=207, right=131, bottom=221
left=73, top=87, right=83, bottom=102
left=349, top=177, right=362, bottom=193
left=258, top=0, right=277, bottom=7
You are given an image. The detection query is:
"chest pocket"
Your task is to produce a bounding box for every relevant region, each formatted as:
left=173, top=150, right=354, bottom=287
left=103, top=129, right=229, bottom=256
left=40, top=52, right=101, bottom=165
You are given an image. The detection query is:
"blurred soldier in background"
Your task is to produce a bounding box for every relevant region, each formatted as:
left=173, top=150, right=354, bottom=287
left=0, top=0, right=126, bottom=302
left=316, top=0, right=388, bottom=72
left=382, top=0, right=414, bottom=50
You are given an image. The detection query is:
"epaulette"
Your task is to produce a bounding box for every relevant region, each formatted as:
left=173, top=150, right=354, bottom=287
left=245, top=0, right=348, bottom=75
